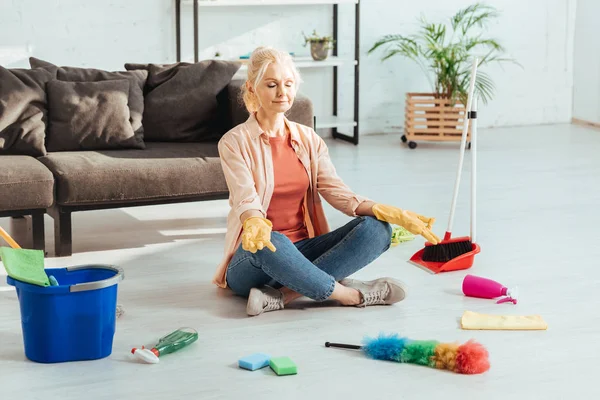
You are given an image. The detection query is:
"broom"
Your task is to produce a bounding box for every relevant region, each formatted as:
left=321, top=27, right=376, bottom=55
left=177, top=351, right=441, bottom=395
left=325, top=333, right=490, bottom=375
left=0, top=226, right=21, bottom=249
left=422, top=58, right=478, bottom=262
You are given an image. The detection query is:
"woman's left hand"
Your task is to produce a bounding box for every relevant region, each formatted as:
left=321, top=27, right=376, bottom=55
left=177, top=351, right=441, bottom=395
left=371, top=203, right=441, bottom=244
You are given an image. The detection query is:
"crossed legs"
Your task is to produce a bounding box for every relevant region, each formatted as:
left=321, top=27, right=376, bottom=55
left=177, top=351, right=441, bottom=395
left=226, top=216, right=404, bottom=314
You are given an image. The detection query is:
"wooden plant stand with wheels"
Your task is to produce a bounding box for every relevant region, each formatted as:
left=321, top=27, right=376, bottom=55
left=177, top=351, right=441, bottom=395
left=402, top=93, right=472, bottom=149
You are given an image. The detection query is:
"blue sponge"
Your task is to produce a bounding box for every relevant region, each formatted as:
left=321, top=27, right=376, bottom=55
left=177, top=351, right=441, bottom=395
left=238, top=353, right=271, bottom=371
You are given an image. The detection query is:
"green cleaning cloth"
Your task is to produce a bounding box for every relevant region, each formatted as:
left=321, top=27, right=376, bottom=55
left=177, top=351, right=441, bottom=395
left=0, top=246, right=49, bottom=287
left=391, top=226, right=415, bottom=246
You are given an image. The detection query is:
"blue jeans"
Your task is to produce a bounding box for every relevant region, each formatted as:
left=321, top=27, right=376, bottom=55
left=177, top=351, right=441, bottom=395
left=226, top=216, right=392, bottom=301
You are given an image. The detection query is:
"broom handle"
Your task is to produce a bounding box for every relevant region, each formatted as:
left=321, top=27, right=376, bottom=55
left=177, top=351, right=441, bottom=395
left=0, top=226, right=21, bottom=249
left=471, top=96, right=478, bottom=242
left=445, top=58, right=478, bottom=240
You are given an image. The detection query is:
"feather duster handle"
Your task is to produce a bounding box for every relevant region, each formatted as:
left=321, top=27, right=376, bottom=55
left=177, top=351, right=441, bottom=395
left=326, top=333, right=490, bottom=375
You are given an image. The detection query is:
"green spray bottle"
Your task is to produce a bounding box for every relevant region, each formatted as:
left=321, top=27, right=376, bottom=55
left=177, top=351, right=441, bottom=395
left=131, top=327, right=198, bottom=364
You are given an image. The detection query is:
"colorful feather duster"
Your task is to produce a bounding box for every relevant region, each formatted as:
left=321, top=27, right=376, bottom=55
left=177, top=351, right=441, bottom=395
left=325, top=333, right=490, bottom=374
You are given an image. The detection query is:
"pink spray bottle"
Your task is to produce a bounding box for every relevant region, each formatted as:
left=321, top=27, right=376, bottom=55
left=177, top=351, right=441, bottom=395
left=462, top=274, right=518, bottom=304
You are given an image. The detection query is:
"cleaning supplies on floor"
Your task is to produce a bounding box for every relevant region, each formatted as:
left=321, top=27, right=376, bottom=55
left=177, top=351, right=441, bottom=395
left=269, top=356, right=298, bottom=376
left=239, top=353, right=271, bottom=371
left=390, top=226, right=415, bottom=246
left=131, top=327, right=198, bottom=364
left=460, top=311, right=547, bottom=330
left=462, top=274, right=518, bottom=304
left=409, top=58, right=481, bottom=273
left=7, top=264, right=125, bottom=363
left=325, top=333, right=490, bottom=375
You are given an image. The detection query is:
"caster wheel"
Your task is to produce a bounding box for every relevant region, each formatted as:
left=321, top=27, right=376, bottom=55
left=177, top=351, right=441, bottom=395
left=408, top=141, right=417, bottom=149
left=401, top=134, right=407, bottom=143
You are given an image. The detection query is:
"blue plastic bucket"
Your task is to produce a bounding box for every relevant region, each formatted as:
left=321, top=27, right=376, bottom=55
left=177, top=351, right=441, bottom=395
left=6, top=264, right=124, bottom=363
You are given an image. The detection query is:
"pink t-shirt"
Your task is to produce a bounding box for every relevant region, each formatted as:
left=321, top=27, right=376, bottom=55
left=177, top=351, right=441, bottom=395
left=214, top=113, right=370, bottom=288
left=266, top=134, right=310, bottom=243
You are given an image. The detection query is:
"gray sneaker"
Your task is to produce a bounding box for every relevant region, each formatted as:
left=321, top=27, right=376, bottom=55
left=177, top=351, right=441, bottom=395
left=340, top=277, right=407, bottom=307
left=246, top=286, right=285, bottom=316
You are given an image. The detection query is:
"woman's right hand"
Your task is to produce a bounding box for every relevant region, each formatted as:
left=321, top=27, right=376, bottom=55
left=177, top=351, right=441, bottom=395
left=241, top=216, right=277, bottom=253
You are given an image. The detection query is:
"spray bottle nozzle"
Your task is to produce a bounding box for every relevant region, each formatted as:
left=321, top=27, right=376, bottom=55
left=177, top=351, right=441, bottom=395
left=497, top=286, right=518, bottom=304
left=131, top=347, right=160, bottom=364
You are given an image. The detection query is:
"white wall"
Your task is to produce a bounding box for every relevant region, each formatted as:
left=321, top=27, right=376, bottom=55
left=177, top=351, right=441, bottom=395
left=0, top=0, right=577, bottom=134
left=363, top=0, right=576, bottom=132
left=0, top=1, right=173, bottom=69
left=572, top=0, right=600, bottom=124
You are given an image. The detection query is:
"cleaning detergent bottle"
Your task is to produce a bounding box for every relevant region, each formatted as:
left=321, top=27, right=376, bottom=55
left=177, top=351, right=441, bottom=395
left=462, top=274, right=518, bottom=304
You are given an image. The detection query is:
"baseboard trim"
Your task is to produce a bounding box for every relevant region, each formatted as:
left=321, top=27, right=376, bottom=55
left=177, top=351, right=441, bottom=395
left=572, top=118, right=600, bottom=129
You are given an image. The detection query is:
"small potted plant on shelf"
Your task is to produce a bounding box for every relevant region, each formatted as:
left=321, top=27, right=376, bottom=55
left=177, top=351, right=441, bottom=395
left=303, top=30, right=335, bottom=61
left=368, top=3, right=519, bottom=149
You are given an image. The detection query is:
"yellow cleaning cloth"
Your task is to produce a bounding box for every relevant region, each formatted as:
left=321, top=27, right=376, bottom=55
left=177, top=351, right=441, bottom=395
left=461, top=310, right=548, bottom=330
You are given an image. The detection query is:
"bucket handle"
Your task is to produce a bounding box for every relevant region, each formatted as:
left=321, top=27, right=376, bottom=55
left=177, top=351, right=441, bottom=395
left=66, top=264, right=125, bottom=292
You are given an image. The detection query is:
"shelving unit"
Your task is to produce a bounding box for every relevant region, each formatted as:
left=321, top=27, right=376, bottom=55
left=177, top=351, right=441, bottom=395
left=231, top=56, right=357, bottom=79
left=186, top=0, right=356, bottom=5
left=175, top=0, right=360, bottom=145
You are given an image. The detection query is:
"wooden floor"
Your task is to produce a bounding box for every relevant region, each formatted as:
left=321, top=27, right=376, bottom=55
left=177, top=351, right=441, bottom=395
left=1, top=123, right=599, bottom=399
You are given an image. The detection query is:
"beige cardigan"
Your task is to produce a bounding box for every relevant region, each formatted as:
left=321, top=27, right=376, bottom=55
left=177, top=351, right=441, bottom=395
left=213, top=113, right=369, bottom=288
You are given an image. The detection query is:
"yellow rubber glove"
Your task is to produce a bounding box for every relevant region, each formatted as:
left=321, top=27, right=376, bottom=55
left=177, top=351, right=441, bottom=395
left=241, top=217, right=277, bottom=253
left=372, top=203, right=441, bottom=245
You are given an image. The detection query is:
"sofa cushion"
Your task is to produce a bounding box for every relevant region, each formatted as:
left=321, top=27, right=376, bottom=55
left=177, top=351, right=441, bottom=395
left=0, top=156, right=54, bottom=211
left=0, top=66, right=54, bottom=157
left=46, top=79, right=143, bottom=151
left=38, top=142, right=227, bottom=206
left=124, top=62, right=170, bottom=72
left=141, top=60, right=241, bottom=142
left=29, top=57, right=147, bottom=143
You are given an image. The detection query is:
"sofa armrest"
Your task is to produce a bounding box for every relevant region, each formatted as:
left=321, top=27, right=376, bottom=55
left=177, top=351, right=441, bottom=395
left=225, top=80, right=314, bottom=130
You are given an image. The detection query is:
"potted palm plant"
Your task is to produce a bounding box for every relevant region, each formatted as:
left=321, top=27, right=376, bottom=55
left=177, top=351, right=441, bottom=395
left=368, top=3, right=519, bottom=148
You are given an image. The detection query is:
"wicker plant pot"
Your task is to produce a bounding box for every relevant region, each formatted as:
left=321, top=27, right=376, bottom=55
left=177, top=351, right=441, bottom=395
left=402, top=92, right=472, bottom=149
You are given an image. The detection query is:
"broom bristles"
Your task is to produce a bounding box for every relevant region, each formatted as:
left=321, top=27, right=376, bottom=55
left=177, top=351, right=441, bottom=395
left=421, top=239, right=472, bottom=262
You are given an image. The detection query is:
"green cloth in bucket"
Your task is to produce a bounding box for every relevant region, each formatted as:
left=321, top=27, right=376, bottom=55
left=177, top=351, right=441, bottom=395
left=0, top=247, right=49, bottom=287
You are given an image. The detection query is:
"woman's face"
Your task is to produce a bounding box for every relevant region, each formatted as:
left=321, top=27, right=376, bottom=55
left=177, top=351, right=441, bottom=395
left=251, top=62, right=296, bottom=114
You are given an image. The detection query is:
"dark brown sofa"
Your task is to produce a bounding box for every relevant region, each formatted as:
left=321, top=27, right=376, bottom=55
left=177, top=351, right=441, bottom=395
left=0, top=60, right=314, bottom=257
left=0, top=156, right=54, bottom=251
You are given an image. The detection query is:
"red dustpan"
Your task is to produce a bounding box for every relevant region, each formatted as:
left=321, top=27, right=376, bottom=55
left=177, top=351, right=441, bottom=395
left=409, top=238, right=481, bottom=274
left=409, top=59, right=481, bottom=274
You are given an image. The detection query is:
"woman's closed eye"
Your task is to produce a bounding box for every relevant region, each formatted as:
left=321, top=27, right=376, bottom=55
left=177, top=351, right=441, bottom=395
left=267, top=82, right=294, bottom=88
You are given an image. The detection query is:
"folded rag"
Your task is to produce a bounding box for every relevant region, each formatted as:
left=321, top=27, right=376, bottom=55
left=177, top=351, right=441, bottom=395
left=461, top=310, right=548, bottom=330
